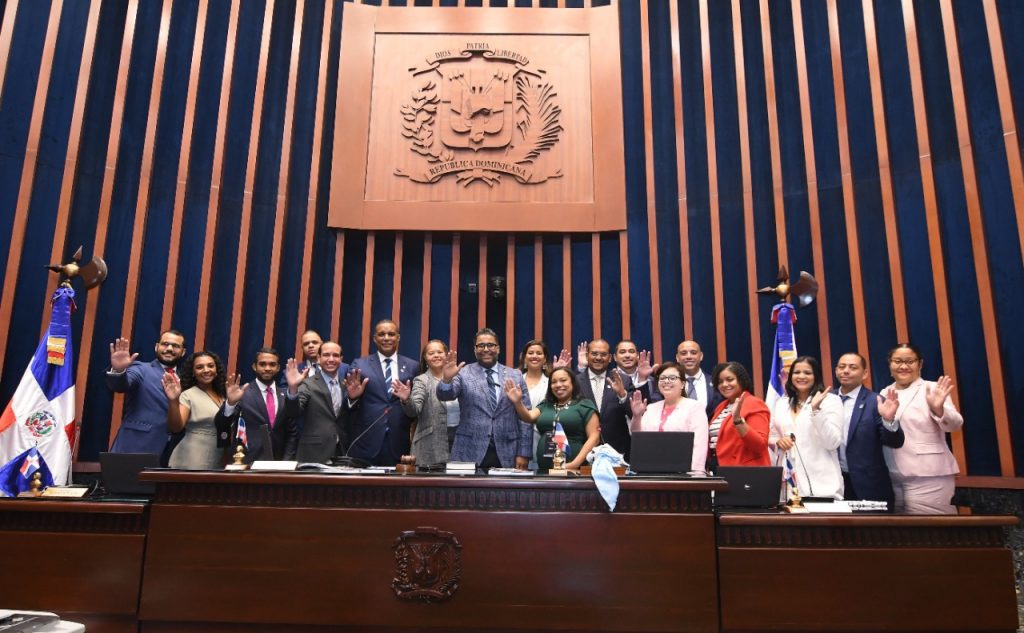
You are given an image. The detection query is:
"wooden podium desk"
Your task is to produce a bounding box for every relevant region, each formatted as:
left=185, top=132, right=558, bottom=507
left=0, top=498, right=148, bottom=633
left=137, top=470, right=725, bottom=633
left=716, top=513, right=1019, bottom=633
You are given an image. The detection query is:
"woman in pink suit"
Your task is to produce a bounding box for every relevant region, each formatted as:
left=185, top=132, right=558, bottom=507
left=629, top=362, right=709, bottom=472
left=880, top=343, right=963, bottom=514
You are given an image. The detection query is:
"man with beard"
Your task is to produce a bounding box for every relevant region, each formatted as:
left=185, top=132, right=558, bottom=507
left=578, top=339, right=633, bottom=457
left=218, top=347, right=298, bottom=462
left=108, top=330, right=188, bottom=457
left=437, top=328, right=532, bottom=471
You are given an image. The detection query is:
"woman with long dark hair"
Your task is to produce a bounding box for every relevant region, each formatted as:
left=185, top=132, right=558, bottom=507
left=769, top=356, right=844, bottom=499
left=163, top=351, right=228, bottom=470
left=505, top=367, right=601, bottom=471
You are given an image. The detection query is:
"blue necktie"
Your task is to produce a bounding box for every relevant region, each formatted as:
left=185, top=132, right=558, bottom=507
left=485, top=368, right=498, bottom=410
left=384, top=357, right=393, bottom=395
left=840, top=394, right=850, bottom=403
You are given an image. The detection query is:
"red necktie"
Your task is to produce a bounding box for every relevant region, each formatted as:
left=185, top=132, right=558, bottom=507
left=265, top=386, right=276, bottom=428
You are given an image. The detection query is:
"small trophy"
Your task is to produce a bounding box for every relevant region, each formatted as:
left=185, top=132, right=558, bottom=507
left=548, top=445, right=568, bottom=477
left=17, top=472, right=44, bottom=497
left=225, top=444, right=250, bottom=471
left=784, top=468, right=808, bottom=514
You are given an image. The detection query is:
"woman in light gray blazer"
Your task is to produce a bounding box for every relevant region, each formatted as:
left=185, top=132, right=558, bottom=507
left=394, top=340, right=459, bottom=466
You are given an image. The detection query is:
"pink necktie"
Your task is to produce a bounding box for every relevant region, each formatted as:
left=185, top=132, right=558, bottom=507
left=265, top=386, right=276, bottom=428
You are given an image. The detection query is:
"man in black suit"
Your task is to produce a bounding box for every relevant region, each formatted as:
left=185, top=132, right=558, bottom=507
left=578, top=339, right=633, bottom=458
left=218, top=348, right=298, bottom=463
left=284, top=341, right=367, bottom=464
left=834, top=352, right=905, bottom=507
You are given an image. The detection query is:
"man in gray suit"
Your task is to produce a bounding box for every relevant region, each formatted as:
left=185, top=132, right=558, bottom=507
left=283, top=341, right=367, bottom=463
left=437, top=328, right=532, bottom=470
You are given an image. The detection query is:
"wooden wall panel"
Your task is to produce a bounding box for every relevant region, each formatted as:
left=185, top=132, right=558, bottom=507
left=0, top=0, right=1019, bottom=484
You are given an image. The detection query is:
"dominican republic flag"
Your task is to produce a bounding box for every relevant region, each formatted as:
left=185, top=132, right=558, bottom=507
left=0, top=286, right=76, bottom=486
left=0, top=446, right=55, bottom=497
left=766, top=302, right=798, bottom=412
left=553, top=422, right=570, bottom=457
left=783, top=452, right=799, bottom=498
left=235, top=415, right=248, bottom=448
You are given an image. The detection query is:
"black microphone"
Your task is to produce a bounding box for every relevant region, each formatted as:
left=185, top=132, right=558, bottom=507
left=332, top=406, right=392, bottom=468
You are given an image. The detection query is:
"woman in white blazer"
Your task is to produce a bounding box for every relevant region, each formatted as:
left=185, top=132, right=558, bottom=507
left=770, top=356, right=844, bottom=500
left=880, top=343, right=963, bottom=514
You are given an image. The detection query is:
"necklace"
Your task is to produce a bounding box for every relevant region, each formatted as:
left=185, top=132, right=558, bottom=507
left=553, top=400, right=572, bottom=411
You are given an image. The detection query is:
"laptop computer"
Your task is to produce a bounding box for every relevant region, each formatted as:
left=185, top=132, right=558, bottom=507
left=99, top=452, right=160, bottom=495
left=629, top=431, right=694, bottom=475
left=714, top=466, right=783, bottom=509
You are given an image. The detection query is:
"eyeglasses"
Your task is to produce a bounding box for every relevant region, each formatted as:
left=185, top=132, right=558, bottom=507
left=475, top=342, right=498, bottom=350
left=158, top=342, right=183, bottom=349
left=890, top=358, right=920, bottom=367
left=658, top=375, right=682, bottom=383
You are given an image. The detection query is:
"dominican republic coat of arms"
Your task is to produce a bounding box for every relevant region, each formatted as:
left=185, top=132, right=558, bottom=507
left=394, top=43, right=563, bottom=187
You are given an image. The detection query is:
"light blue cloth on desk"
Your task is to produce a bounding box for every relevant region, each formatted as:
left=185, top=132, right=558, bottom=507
left=588, top=444, right=625, bottom=511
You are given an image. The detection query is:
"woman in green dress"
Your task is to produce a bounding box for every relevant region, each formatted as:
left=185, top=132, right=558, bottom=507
left=505, top=367, right=601, bottom=471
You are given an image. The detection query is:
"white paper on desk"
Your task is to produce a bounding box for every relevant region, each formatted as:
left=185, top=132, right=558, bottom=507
left=803, top=501, right=852, bottom=513
left=251, top=460, right=298, bottom=471
left=488, top=468, right=535, bottom=476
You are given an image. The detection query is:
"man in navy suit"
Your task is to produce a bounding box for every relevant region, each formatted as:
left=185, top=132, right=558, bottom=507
left=640, top=340, right=723, bottom=420
left=107, top=330, right=187, bottom=457
left=218, top=347, right=298, bottom=462
left=437, top=328, right=532, bottom=470
left=834, top=352, right=905, bottom=508
left=577, top=339, right=633, bottom=457
left=347, top=320, right=417, bottom=466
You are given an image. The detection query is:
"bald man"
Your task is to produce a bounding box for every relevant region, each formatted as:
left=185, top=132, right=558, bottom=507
left=657, top=340, right=722, bottom=419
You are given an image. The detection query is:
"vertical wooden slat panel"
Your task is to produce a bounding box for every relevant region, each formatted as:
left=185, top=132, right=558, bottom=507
left=393, top=232, right=404, bottom=322
left=759, top=0, right=788, bottom=272
left=81, top=0, right=141, bottom=448
left=118, top=0, right=173, bottom=351
left=668, top=0, right=692, bottom=342
left=297, top=0, right=336, bottom=348
left=731, top=0, right=763, bottom=394
left=533, top=234, right=542, bottom=338
left=331, top=231, right=344, bottom=341
left=790, top=0, right=834, bottom=385
left=591, top=233, right=601, bottom=338
left=825, top=0, right=871, bottom=374
left=420, top=232, right=432, bottom=343
left=477, top=236, right=486, bottom=330
left=43, top=0, right=103, bottom=332
left=265, top=0, right=308, bottom=345
left=161, top=0, right=211, bottom=333
left=900, top=0, right=965, bottom=469
left=939, top=0, right=1012, bottom=476
left=226, top=0, right=276, bottom=366
left=360, top=231, right=376, bottom=356
left=698, top=0, right=725, bottom=362
left=618, top=231, right=630, bottom=339
left=562, top=234, right=570, bottom=348
left=194, top=0, right=242, bottom=351
left=505, top=234, right=515, bottom=366
left=982, top=0, right=1024, bottom=266
left=0, top=0, right=65, bottom=371
left=0, top=0, right=20, bottom=104
left=639, top=0, right=663, bottom=358
left=450, top=233, right=461, bottom=353
left=862, top=0, right=909, bottom=343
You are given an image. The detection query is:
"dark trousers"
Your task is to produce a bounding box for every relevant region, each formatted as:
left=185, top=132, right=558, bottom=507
left=478, top=440, right=501, bottom=472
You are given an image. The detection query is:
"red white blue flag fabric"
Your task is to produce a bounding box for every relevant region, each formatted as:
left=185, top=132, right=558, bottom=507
left=766, top=302, right=798, bottom=412
left=0, top=286, right=76, bottom=486
left=553, top=422, right=570, bottom=457
left=0, top=446, right=55, bottom=497
left=236, top=415, right=248, bottom=448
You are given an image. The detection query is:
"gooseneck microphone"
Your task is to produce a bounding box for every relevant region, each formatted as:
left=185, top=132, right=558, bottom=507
left=332, top=406, right=392, bottom=469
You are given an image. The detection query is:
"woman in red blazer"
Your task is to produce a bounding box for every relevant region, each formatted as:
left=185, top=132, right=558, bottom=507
left=708, top=362, right=771, bottom=471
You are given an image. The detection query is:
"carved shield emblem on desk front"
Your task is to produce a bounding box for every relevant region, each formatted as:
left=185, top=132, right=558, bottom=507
left=392, top=526, right=462, bottom=603
left=395, top=44, right=563, bottom=187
